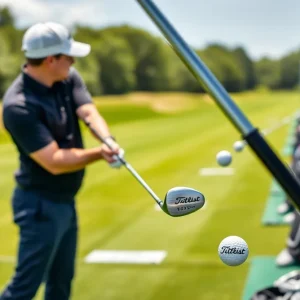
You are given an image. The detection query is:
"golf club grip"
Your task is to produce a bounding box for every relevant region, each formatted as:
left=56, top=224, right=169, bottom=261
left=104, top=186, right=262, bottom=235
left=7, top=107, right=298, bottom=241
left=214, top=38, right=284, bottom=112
left=85, top=121, right=126, bottom=164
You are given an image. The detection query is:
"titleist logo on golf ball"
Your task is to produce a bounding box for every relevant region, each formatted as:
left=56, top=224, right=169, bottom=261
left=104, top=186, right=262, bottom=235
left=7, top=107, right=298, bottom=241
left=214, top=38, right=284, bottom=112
left=174, top=196, right=202, bottom=205
left=220, top=246, right=246, bottom=254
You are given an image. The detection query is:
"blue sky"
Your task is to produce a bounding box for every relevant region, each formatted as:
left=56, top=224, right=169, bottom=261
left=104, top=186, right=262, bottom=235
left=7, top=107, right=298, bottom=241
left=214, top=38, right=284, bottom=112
left=1, top=0, right=300, bottom=60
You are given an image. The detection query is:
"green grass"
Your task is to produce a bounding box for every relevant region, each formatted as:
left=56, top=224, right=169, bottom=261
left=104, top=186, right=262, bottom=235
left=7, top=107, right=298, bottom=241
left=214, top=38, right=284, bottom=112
left=0, top=91, right=298, bottom=299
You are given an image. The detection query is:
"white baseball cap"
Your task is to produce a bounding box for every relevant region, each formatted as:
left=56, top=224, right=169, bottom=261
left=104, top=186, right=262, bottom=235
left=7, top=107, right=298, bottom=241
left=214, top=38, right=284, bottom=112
left=22, top=22, right=91, bottom=59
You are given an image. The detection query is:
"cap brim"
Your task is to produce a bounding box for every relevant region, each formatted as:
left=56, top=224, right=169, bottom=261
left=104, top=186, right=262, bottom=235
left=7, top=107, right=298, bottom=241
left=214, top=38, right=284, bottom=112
left=63, top=41, right=91, bottom=57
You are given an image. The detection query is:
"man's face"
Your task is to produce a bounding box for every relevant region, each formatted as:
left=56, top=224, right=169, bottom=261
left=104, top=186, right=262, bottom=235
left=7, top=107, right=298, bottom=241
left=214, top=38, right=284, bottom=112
left=50, top=54, right=75, bottom=81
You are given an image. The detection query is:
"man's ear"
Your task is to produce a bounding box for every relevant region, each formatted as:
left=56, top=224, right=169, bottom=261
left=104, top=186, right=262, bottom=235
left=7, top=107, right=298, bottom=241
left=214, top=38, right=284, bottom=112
left=44, top=56, right=56, bottom=66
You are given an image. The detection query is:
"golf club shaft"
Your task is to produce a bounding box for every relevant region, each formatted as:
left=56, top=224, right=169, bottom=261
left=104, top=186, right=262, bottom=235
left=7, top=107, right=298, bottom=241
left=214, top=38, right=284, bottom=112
left=86, top=122, right=163, bottom=206
left=123, top=162, right=163, bottom=206
left=136, top=0, right=300, bottom=210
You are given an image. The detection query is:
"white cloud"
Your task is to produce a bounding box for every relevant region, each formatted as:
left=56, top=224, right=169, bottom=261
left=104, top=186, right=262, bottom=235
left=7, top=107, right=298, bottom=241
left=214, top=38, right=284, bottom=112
left=0, top=0, right=108, bottom=28
left=0, top=0, right=50, bottom=27
left=0, top=0, right=299, bottom=59
left=54, top=1, right=109, bottom=28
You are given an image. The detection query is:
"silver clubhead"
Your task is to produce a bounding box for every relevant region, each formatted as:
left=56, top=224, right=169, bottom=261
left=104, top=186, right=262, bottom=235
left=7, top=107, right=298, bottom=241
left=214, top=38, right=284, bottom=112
left=162, top=187, right=205, bottom=217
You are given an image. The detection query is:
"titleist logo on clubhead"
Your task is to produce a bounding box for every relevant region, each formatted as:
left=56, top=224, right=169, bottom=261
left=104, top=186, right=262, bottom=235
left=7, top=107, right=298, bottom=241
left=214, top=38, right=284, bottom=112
left=174, top=196, right=202, bottom=205
left=220, top=246, right=246, bottom=254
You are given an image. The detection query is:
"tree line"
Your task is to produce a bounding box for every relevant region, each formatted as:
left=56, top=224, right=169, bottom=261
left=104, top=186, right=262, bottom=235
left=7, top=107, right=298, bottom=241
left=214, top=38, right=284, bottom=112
left=0, top=6, right=299, bottom=97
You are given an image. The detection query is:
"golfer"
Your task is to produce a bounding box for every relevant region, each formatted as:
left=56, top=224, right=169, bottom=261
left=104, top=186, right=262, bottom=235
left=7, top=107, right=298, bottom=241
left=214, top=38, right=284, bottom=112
left=0, top=22, right=123, bottom=300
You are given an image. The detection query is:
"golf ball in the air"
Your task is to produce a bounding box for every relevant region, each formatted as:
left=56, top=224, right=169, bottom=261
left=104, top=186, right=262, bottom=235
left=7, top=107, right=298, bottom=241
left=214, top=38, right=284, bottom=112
left=216, top=150, right=232, bottom=167
left=233, top=141, right=245, bottom=152
left=218, top=236, right=249, bottom=266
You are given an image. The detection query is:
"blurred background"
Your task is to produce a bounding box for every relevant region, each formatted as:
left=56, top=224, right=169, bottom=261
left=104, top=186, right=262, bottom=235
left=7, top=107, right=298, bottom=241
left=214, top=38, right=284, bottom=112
left=0, top=1, right=300, bottom=299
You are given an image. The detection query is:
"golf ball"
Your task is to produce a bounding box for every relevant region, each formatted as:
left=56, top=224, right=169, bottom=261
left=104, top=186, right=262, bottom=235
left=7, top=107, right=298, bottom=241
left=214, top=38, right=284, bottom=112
left=218, top=236, right=249, bottom=266
left=216, top=150, right=232, bottom=167
left=233, top=141, right=244, bottom=152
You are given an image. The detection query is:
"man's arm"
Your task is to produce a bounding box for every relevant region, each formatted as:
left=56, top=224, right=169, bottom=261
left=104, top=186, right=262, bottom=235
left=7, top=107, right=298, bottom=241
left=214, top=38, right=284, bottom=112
left=30, top=99, right=121, bottom=175
left=3, top=104, right=118, bottom=175
left=76, top=103, right=116, bottom=143
left=76, top=103, right=124, bottom=168
left=30, top=140, right=118, bottom=175
left=70, top=68, right=116, bottom=143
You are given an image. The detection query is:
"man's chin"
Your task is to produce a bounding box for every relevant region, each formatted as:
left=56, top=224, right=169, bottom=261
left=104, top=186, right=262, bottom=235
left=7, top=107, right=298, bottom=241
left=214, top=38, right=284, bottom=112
left=58, top=73, right=69, bottom=81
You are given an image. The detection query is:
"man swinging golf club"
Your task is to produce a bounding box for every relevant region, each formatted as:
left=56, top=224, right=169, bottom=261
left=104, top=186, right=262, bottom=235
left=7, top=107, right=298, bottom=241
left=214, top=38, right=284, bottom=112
left=0, top=22, right=124, bottom=300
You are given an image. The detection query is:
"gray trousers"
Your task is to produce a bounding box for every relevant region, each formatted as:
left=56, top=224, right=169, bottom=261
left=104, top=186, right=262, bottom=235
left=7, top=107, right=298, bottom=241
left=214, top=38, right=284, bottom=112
left=287, top=210, right=300, bottom=258
left=287, top=146, right=300, bottom=257
left=0, top=187, right=77, bottom=300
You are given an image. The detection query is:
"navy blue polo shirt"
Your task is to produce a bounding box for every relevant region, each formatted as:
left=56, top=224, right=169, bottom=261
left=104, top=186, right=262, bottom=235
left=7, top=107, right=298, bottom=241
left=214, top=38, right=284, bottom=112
left=3, top=67, right=92, bottom=200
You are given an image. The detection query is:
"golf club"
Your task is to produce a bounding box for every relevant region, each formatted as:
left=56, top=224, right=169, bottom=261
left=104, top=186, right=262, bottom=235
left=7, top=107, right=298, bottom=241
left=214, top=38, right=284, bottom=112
left=85, top=121, right=205, bottom=217
left=136, top=0, right=300, bottom=210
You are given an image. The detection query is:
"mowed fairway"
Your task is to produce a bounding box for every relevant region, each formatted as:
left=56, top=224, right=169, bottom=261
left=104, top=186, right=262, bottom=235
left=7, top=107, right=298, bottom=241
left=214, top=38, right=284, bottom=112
left=0, top=91, right=298, bottom=299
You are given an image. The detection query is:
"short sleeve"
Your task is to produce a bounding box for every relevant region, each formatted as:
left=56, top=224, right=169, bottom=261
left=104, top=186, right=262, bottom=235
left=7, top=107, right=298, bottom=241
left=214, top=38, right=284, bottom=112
left=3, top=104, right=54, bottom=154
left=69, top=68, right=93, bottom=109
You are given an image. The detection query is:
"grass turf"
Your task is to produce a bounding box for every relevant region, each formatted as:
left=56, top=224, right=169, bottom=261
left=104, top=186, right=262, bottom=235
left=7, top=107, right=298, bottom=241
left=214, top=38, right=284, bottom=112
left=0, top=91, right=298, bottom=300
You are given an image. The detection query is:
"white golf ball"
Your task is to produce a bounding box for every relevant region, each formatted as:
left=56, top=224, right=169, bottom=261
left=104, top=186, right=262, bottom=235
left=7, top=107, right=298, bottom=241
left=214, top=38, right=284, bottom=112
left=216, top=150, right=232, bottom=167
left=233, top=141, right=244, bottom=152
left=218, top=236, right=249, bottom=266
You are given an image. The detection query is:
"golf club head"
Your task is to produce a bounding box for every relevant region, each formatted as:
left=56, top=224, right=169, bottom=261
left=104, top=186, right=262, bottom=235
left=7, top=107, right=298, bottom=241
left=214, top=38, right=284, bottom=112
left=162, top=187, right=205, bottom=217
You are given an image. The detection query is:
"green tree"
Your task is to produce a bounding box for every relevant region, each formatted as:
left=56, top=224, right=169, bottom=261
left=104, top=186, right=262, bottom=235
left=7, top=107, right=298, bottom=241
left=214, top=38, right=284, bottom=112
left=279, top=51, right=300, bottom=89
left=200, top=44, right=246, bottom=92
left=74, top=26, right=136, bottom=95
left=74, top=53, right=102, bottom=96
left=93, top=33, right=136, bottom=94
left=255, top=57, right=281, bottom=90
left=161, top=46, right=200, bottom=92
left=0, top=31, right=21, bottom=96
left=101, top=26, right=177, bottom=91
left=0, top=26, right=23, bottom=55
left=0, top=6, right=15, bottom=27
left=233, top=47, right=257, bottom=89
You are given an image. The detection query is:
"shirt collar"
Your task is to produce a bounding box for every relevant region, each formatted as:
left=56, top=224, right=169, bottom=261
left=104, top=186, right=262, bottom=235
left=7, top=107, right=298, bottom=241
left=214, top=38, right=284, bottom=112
left=22, top=64, right=53, bottom=95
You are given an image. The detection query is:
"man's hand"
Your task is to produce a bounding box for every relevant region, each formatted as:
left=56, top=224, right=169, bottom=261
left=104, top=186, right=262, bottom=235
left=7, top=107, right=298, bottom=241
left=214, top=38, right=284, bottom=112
left=100, top=138, right=125, bottom=169
left=109, top=148, right=125, bottom=169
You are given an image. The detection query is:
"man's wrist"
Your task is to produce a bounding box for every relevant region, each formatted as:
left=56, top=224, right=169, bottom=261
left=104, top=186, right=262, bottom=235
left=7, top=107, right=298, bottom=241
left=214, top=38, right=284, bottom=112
left=104, top=135, right=116, bottom=143
left=104, top=135, right=116, bottom=142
